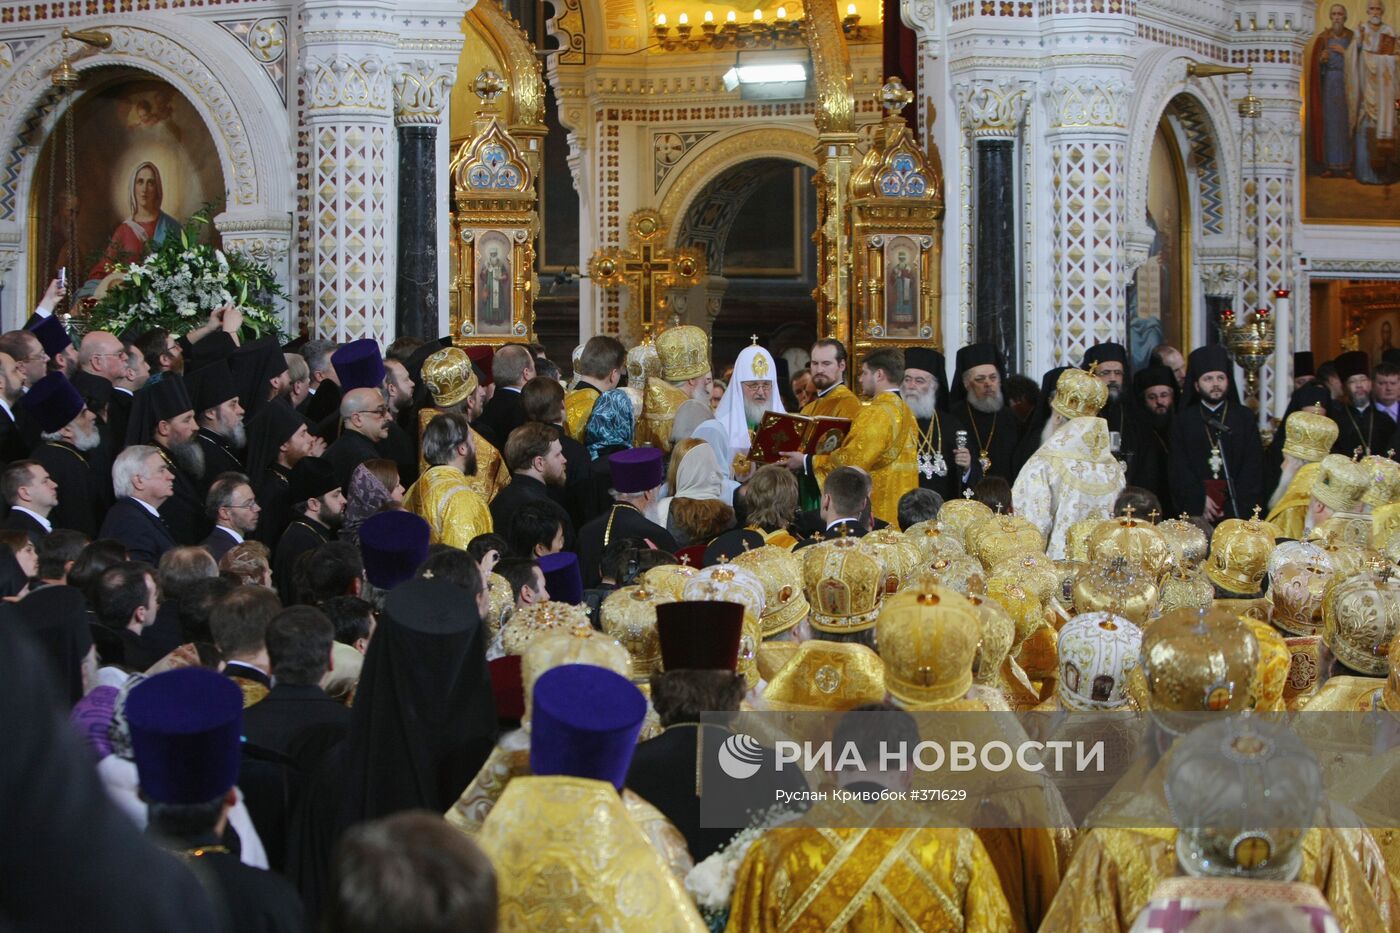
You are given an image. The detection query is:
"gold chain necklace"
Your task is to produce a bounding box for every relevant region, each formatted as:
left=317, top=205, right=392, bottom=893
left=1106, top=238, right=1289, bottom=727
left=964, top=402, right=994, bottom=473
left=1343, top=405, right=1375, bottom=456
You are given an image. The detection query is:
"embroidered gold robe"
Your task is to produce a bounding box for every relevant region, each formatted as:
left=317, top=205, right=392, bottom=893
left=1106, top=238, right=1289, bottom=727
left=725, top=826, right=1015, bottom=932
left=810, top=391, right=918, bottom=527
left=563, top=384, right=601, bottom=442
left=640, top=377, right=690, bottom=452
left=801, top=383, right=864, bottom=421
left=403, top=465, right=493, bottom=549
left=1266, top=461, right=1320, bottom=541
left=416, top=407, right=511, bottom=503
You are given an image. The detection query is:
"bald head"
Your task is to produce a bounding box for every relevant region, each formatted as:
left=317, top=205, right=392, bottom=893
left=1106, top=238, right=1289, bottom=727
left=80, top=331, right=127, bottom=382
left=341, top=387, right=390, bottom=441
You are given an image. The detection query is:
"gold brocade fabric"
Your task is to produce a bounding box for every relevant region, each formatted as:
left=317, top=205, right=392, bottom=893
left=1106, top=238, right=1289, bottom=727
left=811, top=391, right=919, bottom=527
left=1037, top=825, right=1387, bottom=932
left=1317, top=512, right=1375, bottom=549
left=1266, top=462, right=1320, bottom=541
left=801, top=383, right=864, bottom=422
left=1011, top=417, right=1126, bottom=559
left=564, top=386, right=601, bottom=442
left=403, top=465, right=494, bottom=549
left=417, top=408, right=512, bottom=503
left=478, top=776, right=706, bottom=932
left=724, top=826, right=1016, bottom=933
left=763, top=528, right=799, bottom=550
left=1129, top=877, right=1341, bottom=932
left=641, top=377, right=690, bottom=452
left=1301, top=674, right=1386, bottom=711
left=230, top=676, right=267, bottom=708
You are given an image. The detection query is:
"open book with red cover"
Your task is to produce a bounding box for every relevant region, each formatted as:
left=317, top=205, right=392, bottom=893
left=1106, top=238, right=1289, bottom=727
left=747, top=412, right=852, bottom=463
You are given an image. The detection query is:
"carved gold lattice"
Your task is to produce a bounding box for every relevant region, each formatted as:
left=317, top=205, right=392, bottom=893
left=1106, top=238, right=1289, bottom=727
left=589, top=210, right=706, bottom=336
left=849, top=78, right=944, bottom=354
left=447, top=71, right=538, bottom=346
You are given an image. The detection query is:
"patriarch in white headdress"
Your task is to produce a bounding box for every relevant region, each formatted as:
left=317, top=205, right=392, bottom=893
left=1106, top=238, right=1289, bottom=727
left=714, top=343, right=786, bottom=455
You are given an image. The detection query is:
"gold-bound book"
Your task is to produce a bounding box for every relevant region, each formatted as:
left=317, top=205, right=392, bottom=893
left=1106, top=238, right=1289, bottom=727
left=748, top=412, right=851, bottom=463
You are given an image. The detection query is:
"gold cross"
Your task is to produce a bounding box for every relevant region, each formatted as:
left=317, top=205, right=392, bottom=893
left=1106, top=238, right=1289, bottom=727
left=1251, top=504, right=1263, bottom=520
left=1122, top=504, right=1135, bottom=521
left=588, top=209, right=706, bottom=334
left=1148, top=509, right=1160, bottom=524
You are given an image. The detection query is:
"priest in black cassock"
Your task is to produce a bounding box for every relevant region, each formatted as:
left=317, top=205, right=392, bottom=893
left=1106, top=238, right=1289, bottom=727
left=1167, top=345, right=1262, bottom=522
left=950, top=343, right=1022, bottom=485
left=1330, top=350, right=1395, bottom=457
left=273, top=456, right=342, bottom=605
left=576, top=447, right=677, bottom=588
left=901, top=347, right=969, bottom=500
left=1132, top=364, right=1178, bottom=516
left=188, top=361, right=246, bottom=498
left=229, top=336, right=290, bottom=420
left=21, top=373, right=101, bottom=537
left=125, top=374, right=209, bottom=545
left=245, top=401, right=316, bottom=550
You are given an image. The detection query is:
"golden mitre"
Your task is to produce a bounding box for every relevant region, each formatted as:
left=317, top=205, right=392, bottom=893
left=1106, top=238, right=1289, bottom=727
left=1386, top=629, right=1400, bottom=711
left=876, top=585, right=981, bottom=710
left=1311, top=454, right=1370, bottom=513
left=1156, top=514, right=1210, bottom=570
left=989, top=552, right=1061, bottom=607
left=1240, top=616, right=1290, bottom=712
left=479, top=776, right=708, bottom=932
left=1282, top=405, right=1339, bottom=463
left=600, top=586, right=676, bottom=682
left=626, top=339, right=661, bottom=384
left=916, top=555, right=986, bottom=597
left=965, top=593, right=1016, bottom=687
left=421, top=346, right=477, bottom=408
left=499, top=600, right=592, bottom=656
left=985, top=576, right=1046, bottom=648
left=860, top=529, right=923, bottom=593
left=1050, top=366, right=1108, bottom=420
left=937, top=495, right=994, bottom=544
left=1374, top=503, right=1400, bottom=549
left=639, top=563, right=698, bottom=601
left=1204, top=513, right=1275, bottom=596
left=1072, top=556, right=1159, bottom=628
left=1139, top=607, right=1259, bottom=722
left=732, top=545, right=809, bottom=636
left=1323, top=566, right=1400, bottom=676
left=966, top=514, right=1045, bottom=568
left=520, top=628, right=632, bottom=728
left=901, top=519, right=967, bottom=564
left=1157, top=566, right=1215, bottom=615
left=1267, top=539, right=1327, bottom=581
left=1360, top=453, right=1400, bottom=509
left=654, top=324, right=710, bottom=382
left=1064, top=513, right=1110, bottom=563
left=800, top=538, right=884, bottom=634
left=681, top=564, right=766, bottom=687
left=483, top=572, right=515, bottom=639
left=1054, top=559, right=1086, bottom=611
left=1269, top=560, right=1333, bottom=637
left=1055, top=612, right=1142, bottom=711
left=762, top=640, right=886, bottom=711
left=1086, top=513, right=1173, bottom=578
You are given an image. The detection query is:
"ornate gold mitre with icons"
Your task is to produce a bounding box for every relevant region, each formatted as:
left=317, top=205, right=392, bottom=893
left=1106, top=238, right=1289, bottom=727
left=1269, top=560, right=1334, bottom=638
left=1064, top=513, right=1109, bottom=563
left=1157, top=566, right=1215, bottom=615
left=1055, top=612, right=1143, bottom=711
left=916, top=555, right=987, bottom=598
left=935, top=494, right=994, bottom=545
left=1050, top=365, right=1109, bottom=420
left=901, top=520, right=968, bottom=565
left=1155, top=514, right=1211, bottom=570
left=680, top=564, right=765, bottom=688
left=800, top=538, right=885, bottom=634
left=637, top=563, right=699, bottom=601
left=421, top=346, right=479, bottom=408
left=499, top=601, right=592, bottom=656
left=1140, top=607, right=1260, bottom=724
left=626, top=338, right=662, bottom=385
left=1311, top=454, right=1370, bottom=513
left=1281, top=405, right=1339, bottom=463
left=599, top=586, right=677, bottom=682
left=859, top=529, right=923, bottom=594
left=964, top=593, right=1016, bottom=687
left=965, top=514, right=1045, bottom=568
left=731, top=546, right=809, bottom=637
left=519, top=628, right=633, bottom=728
left=875, top=585, right=981, bottom=710
left=1360, top=452, right=1400, bottom=508
left=1323, top=565, right=1400, bottom=676
left=761, top=641, right=886, bottom=711
left=654, top=324, right=711, bottom=383
left=1204, top=511, right=1276, bottom=596
left=1072, top=556, right=1159, bottom=628
left=1085, top=510, right=1173, bottom=579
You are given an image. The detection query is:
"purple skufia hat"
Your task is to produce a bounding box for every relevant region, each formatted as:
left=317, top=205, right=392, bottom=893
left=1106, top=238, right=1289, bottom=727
left=607, top=447, right=664, bottom=495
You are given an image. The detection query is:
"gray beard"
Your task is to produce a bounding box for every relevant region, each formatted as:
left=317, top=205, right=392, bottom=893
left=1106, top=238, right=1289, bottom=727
left=967, top=391, right=1004, bottom=415
left=73, top=423, right=102, bottom=452
left=170, top=438, right=206, bottom=478
left=1106, top=384, right=1121, bottom=403
left=904, top=388, right=936, bottom=421
left=216, top=419, right=247, bottom=448
left=744, top=398, right=767, bottom=428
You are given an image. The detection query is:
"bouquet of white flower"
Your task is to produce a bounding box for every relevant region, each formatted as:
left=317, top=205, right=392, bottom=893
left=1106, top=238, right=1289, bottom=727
left=81, top=210, right=285, bottom=340
left=684, top=805, right=800, bottom=931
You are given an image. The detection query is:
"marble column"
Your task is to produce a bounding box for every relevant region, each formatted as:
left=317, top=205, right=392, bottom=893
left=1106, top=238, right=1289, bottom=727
left=974, top=139, right=1016, bottom=361
left=391, top=54, right=454, bottom=340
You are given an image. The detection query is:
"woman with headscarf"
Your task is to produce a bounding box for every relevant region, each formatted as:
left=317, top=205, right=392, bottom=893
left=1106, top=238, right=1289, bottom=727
left=584, top=388, right=640, bottom=510
left=341, top=459, right=404, bottom=547
left=691, top=418, right=740, bottom=506
left=652, top=441, right=735, bottom=547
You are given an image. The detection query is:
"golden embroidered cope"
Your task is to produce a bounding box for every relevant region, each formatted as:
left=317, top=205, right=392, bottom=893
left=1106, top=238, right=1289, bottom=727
left=801, top=383, right=864, bottom=422
left=564, top=385, right=601, bottom=442
left=810, top=390, right=919, bottom=527
left=403, top=465, right=494, bottom=549
left=640, top=377, right=691, bottom=452
left=417, top=407, right=511, bottom=503
left=1011, top=417, right=1126, bottom=559
left=1266, top=461, right=1321, bottom=541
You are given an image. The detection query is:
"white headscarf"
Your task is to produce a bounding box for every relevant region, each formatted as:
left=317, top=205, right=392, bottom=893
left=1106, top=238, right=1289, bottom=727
left=692, top=418, right=739, bottom=505
left=714, top=345, right=785, bottom=454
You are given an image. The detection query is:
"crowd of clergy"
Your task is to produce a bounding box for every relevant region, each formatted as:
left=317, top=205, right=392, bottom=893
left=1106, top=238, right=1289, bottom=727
left=3, top=286, right=1400, bottom=932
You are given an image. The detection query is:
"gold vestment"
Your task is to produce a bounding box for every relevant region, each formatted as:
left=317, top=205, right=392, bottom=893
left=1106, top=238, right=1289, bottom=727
left=417, top=407, right=511, bottom=503
left=403, top=465, right=493, bottom=549
left=810, top=391, right=919, bottom=527
left=801, top=382, right=864, bottom=421
left=640, top=377, right=690, bottom=452
left=1265, top=461, right=1320, bottom=541
left=564, top=385, right=601, bottom=442
left=725, top=826, right=1015, bottom=933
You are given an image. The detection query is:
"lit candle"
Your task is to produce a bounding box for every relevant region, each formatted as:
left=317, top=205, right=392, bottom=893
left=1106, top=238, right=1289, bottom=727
left=704, top=9, right=714, bottom=21
left=679, top=11, right=689, bottom=23
left=753, top=8, right=763, bottom=19
left=727, top=9, right=737, bottom=21
left=1273, top=289, right=1292, bottom=423
left=847, top=2, right=857, bottom=14
left=776, top=5, right=787, bottom=18
left=656, top=12, right=667, bottom=25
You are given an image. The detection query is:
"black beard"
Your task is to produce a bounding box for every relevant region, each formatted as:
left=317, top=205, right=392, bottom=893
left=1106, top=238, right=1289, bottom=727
left=463, top=451, right=478, bottom=477
left=1150, top=411, right=1173, bottom=432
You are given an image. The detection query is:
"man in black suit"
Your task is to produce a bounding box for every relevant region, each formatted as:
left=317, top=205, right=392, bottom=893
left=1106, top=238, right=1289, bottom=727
left=794, top=466, right=872, bottom=547
left=99, top=445, right=178, bottom=564
left=298, top=339, right=342, bottom=424
left=188, top=361, right=246, bottom=498
left=576, top=447, right=677, bottom=587
left=0, top=349, right=29, bottom=463
left=475, top=344, right=535, bottom=447
left=242, top=606, right=350, bottom=771
left=378, top=357, right=420, bottom=487
left=201, top=472, right=260, bottom=564
left=1, top=460, right=58, bottom=545
left=326, top=388, right=390, bottom=490
left=21, top=373, right=103, bottom=538
left=92, top=561, right=163, bottom=672
left=489, top=421, right=575, bottom=545
left=245, top=401, right=317, bottom=550
left=273, top=457, right=343, bottom=605
left=125, top=375, right=209, bottom=546
left=520, top=375, right=600, bottom=527
left=106, top=341, right=150, bottom=455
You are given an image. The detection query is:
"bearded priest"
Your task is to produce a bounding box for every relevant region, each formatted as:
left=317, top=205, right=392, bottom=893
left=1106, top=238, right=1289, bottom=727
left=903, top=346, right=970, bottom=501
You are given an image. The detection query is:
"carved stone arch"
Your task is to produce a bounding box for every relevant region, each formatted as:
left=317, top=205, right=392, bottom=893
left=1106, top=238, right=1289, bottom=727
left=675, top=158, right=808, bottom=276
left=658, top=126, right=820, bottom=248
left=468, top=2, right=545, bottom=128
left=0, top=16, right=292, bottom=224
